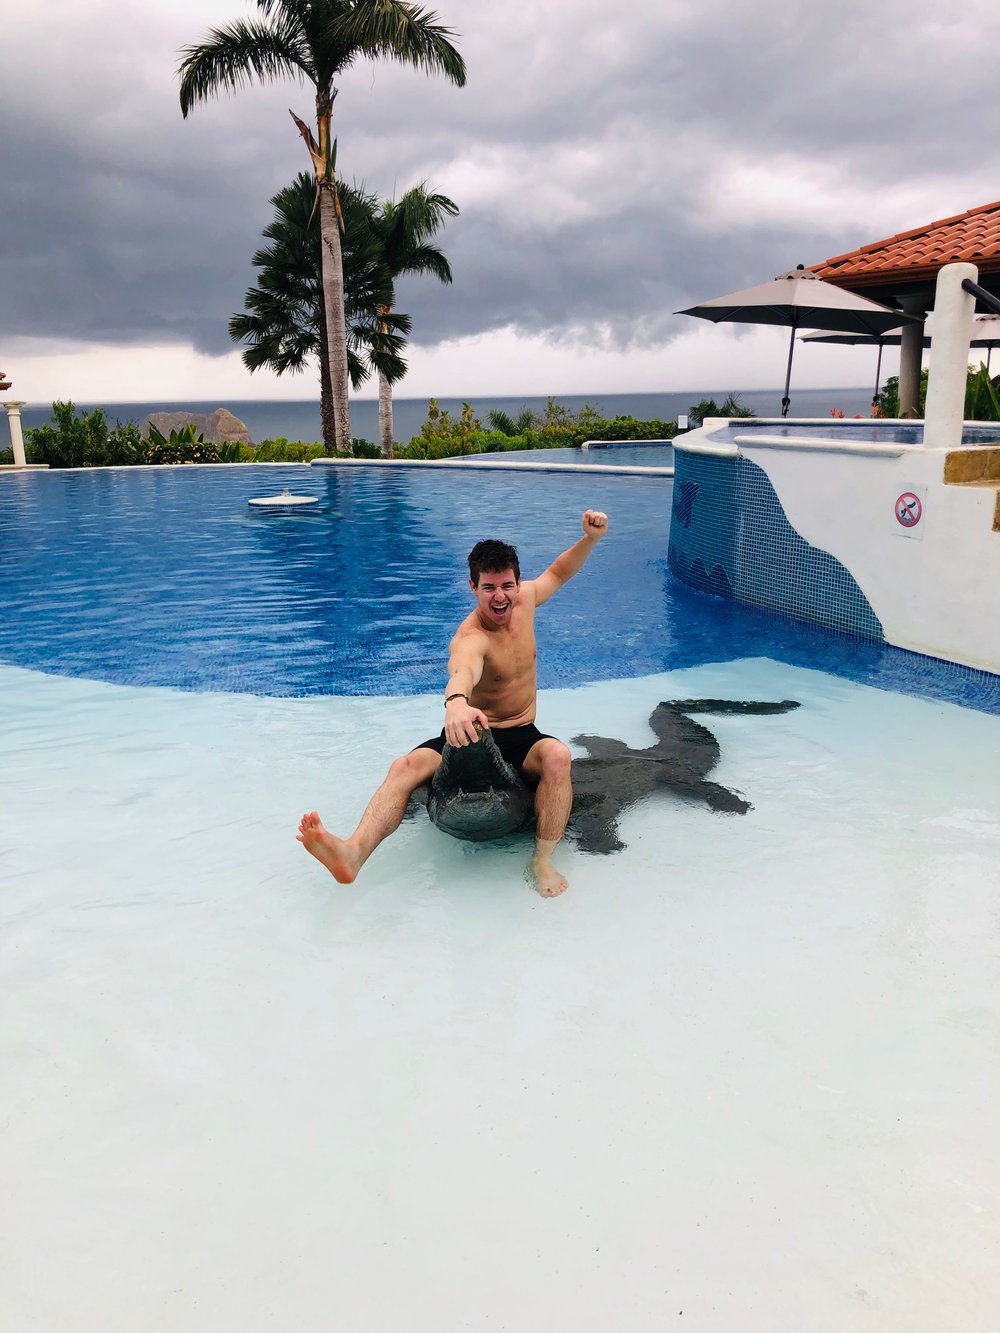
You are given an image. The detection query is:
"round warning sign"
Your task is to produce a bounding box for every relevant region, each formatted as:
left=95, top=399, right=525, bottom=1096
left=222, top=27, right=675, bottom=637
left=895, top=492, right=923, bottom=527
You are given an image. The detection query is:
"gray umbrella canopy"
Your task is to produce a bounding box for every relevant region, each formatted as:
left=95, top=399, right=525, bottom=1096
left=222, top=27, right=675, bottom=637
left=801, top=315, right=1000, bottom=402
left=800, top=316, right=1000, bottom=349
left=798, top=329, right=928, bottom=408
left=677, top=265, right=916, bottom=415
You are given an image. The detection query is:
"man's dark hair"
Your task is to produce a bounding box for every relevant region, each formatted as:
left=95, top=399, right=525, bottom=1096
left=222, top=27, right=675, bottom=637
left=468, top=538, right=520, bottom=585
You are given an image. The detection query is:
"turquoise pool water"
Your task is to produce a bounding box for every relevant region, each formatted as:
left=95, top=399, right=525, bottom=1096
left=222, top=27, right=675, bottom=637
left=456, top=442, right=675, bottom=467
left=0, top=466, right=996, bottom=711
left=706, top=420, right=1000, bottom=445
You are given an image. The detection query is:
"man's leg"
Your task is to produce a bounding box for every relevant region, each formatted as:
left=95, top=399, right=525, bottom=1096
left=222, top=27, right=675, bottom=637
left=522, top=738, right=573, bottom=898
left=297, top=747, right=442, bottom=884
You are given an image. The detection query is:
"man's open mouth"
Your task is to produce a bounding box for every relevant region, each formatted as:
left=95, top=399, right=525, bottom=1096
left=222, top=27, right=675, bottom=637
left=490, top=600, right=510, bottom=614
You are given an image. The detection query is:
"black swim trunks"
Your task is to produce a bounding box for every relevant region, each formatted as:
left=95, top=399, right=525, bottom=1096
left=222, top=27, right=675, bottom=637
left=414, top=722, right=555, bottom=781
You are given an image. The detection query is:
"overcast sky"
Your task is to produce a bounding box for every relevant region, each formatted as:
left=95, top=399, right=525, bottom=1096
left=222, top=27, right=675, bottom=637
left=3, top=0, right=1000, bottom=404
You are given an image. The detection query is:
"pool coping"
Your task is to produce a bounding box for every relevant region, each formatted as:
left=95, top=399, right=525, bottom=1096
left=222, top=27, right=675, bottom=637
left=310, top=457, right=674, bottom=476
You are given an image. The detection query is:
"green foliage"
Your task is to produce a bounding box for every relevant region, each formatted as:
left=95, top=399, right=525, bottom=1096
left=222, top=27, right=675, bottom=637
left=395, top=400, right=677, bottom=459
left=25, top=401, right=145, bottom=467
left=252, top=438, right=327, bottom=462
left=142, top=420, right=221, bottom=463
left=875, top=365, right=1000, bottom=421
left=350, top=438, right=381, bottom=458
left=144, top=439, right=221, bottom=464
left=874, top=371, right=927, bottom=418
left=964, top=365, right=1000, bottom=421
left=687, top=393, right=756, bottom=428
left=147, top=421, right=206, bottom=447
left=487, top=408, right=535, bottom=436
left=397, top=399, right=484, bottom=458
left=217, top=441, right=256, bottom=462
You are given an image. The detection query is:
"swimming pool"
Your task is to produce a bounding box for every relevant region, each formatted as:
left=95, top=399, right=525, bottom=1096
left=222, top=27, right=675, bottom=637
left=456, top=442, right=676, bottom=468
left=705, top=419, right=1000, bottom=445
left=2, top=465, right=999, bottom=1332
left=0, top=465, right=996, bottom=710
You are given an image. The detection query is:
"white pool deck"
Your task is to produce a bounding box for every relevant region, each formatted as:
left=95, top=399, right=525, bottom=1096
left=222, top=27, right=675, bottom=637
left=2, top=658, right=999, bottom=1332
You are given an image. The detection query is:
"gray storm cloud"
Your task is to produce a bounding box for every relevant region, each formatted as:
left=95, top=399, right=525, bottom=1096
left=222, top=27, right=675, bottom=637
left=2, top=0, right=999, bottom=359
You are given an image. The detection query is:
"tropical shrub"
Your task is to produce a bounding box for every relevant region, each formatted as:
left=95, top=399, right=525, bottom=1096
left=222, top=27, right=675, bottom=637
left=25, top=401, right=145, bottom=467
left=251, top=437, right=327, bottom=462
left=875, top=372, right=927, bottom=418
left=350, top=438, right=381, bottom=458
left=487, top=408, right=535, bottom=436
left=217, top=441, right=257, bottom=462
left=396, top=399, right=677, bottom=459
left=687, top=393, right=756, bottom=428
left=144, top=437, right=221, bottom=465
left=872, top=366, right=1000, bottom=420
left=144, top=421, right=221, bottom=464
left=964, top=365, right=1000, bottom=420
left=398, top=399, right=484, bottom=458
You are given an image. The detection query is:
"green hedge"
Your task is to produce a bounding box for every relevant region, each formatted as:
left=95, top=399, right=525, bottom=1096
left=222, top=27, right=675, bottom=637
left=395, top=415, right=676, bottom=460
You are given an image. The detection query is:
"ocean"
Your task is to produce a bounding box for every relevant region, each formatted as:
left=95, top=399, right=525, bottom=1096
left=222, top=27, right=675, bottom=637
left=15, top=387, right=876, bottom=446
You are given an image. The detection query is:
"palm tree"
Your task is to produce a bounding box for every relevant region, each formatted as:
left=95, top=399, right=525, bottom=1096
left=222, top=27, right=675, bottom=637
left=369, top=186, right=458, bottom=455
left=178, top=0, right=466, bottom=454
left=229, top=173, right=410, bottom=448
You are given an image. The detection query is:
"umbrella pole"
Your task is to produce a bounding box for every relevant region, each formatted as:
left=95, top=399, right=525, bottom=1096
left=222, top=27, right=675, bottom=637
left=988, top=347, right=993, bottom=374
left=873, top=341, right=884, bottom=413
left=781, top=325, right=795, bottom=416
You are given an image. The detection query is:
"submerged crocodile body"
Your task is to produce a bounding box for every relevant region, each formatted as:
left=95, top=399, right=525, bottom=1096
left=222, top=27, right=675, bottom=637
left=425, top=698, right=800, bottom=853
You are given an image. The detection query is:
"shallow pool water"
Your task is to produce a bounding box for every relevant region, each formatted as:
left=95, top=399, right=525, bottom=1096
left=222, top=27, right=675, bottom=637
left=2, top=658, right=998, bottom=1332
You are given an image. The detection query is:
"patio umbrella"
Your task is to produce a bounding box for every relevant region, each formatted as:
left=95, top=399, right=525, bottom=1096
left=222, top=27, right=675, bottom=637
left=677, top=264, right=916, bottom=415
left=799, top=329, right=930, bottom=408
left=801, top=315, right=1000, bottom=405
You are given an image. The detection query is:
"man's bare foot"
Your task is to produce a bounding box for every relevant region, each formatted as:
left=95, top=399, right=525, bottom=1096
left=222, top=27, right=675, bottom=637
left=297, top=811, right=362, bottom=884
left=531, top=854, right=569, bottom=898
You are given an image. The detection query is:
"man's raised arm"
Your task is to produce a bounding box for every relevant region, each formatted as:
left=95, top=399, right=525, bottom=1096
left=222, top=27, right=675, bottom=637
left=531, top=509, right=609, bottom=606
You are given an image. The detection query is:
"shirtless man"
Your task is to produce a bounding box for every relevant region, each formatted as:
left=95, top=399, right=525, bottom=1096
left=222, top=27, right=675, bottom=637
left=297, top=508, right=609, bottom=897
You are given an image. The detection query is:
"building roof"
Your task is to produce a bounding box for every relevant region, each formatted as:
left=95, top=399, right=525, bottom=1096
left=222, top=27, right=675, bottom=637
left=810, top=200, right=1000, bottom=305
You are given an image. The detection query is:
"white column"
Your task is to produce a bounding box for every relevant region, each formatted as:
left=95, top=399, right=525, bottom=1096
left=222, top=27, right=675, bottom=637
left=897, top=305, right=926, bottom=417
left=3, top=401, right=27, bottom=466
left=924, top=263, right=977, bottom=448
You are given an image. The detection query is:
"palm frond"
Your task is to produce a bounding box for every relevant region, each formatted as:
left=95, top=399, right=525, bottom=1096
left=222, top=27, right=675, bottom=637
left=393, top=242, right=452, bottom=283
left=178, top=17, right=311, bottom=115
left=324, top=0, right=466, bottom=85
left=350, top=321, right=409, bottom=384
left=373, top=185, right=458, bottom=284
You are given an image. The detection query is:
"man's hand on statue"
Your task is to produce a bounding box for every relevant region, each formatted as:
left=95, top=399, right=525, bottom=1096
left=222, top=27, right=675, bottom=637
left=445, top=701, right=489, bottom=746
left=582, top=509, right=609, bottom=540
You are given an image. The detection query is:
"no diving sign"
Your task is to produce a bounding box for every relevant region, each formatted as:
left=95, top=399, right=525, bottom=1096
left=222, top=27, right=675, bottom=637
left=892, top=485, right=926, bottom=539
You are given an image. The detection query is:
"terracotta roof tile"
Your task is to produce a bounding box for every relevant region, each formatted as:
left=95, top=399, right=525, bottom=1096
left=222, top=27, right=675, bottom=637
left=811, top=200, right=1000, bottom=284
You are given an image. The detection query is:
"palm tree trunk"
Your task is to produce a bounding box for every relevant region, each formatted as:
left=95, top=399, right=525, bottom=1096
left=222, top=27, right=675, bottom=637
left=377, top=369, right=394, bottom=456
left=378, top=310, right=394, bottom=456
left=318, top=179, right=351, bottom=453
left=319, top=324, right=336, bottom=453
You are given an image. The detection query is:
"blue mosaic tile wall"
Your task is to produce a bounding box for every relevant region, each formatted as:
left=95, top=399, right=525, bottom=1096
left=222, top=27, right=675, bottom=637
left=669, top=447, right=885, bottom=642
left=666, top=451, right=736, bottom=597
left=732, top=457, right=884, bottom=639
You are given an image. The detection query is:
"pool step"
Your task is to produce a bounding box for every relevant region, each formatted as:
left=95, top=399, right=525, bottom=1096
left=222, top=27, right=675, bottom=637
left=943, top=449, right=1000, bottom=532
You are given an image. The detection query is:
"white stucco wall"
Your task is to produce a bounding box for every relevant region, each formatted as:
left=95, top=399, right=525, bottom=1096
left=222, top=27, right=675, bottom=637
left=679, top=422, right=1000, bottom=675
